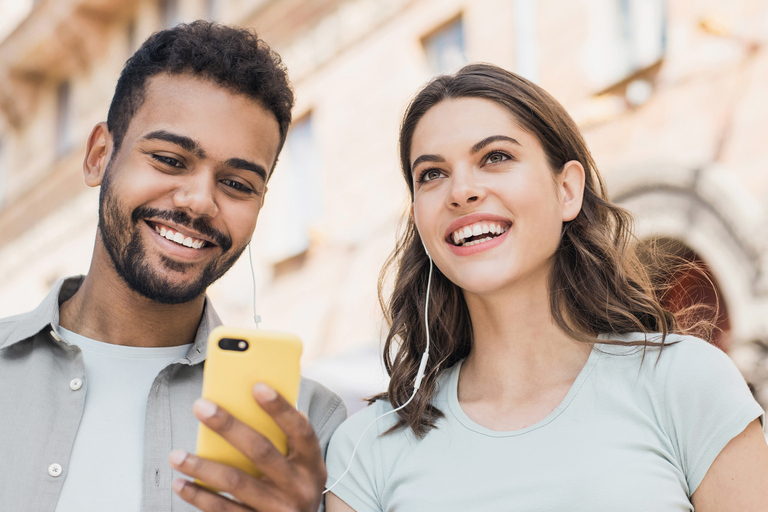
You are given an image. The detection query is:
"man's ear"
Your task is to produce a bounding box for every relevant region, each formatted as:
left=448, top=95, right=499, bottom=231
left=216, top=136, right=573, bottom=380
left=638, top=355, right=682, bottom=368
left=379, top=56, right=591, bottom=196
left=83, top=122, right=112, bottom=187
left=559, top=160, right=586, bottom=222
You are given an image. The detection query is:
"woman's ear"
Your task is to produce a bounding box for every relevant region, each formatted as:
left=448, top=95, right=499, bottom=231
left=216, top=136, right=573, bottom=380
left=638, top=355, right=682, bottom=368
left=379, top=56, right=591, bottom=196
left=559, top=160, right=586, bottom=222
left=83, top=122, right=113, bottom=187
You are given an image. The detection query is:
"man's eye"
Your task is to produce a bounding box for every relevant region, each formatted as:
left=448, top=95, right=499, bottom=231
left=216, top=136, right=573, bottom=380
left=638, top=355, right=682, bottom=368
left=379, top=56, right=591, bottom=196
left=486, top=152, right=510, bottom=164
left=152, top=155, right=183, bottom=168
left=221, top=179, right=253, bottom=193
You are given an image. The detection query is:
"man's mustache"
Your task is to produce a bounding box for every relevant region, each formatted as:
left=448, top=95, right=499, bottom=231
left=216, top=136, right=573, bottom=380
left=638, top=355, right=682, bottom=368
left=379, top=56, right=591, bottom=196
left=132, top=206, right=233, bottom=251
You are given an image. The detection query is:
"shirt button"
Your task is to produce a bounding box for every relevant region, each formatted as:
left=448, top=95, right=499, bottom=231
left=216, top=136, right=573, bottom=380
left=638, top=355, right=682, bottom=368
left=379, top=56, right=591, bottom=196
left=48, top=463, right=62, bottom=477
left=69, top=378, right=83, bottom=391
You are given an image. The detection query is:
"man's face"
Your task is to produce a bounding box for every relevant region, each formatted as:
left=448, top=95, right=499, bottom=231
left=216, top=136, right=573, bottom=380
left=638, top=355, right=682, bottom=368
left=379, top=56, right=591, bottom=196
left=97, top=73, right=281, bottom=304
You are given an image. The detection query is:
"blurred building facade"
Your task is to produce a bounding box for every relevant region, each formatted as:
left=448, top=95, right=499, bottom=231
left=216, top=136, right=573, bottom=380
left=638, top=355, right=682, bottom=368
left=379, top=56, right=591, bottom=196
left=0, top=0, right=767, bottom=412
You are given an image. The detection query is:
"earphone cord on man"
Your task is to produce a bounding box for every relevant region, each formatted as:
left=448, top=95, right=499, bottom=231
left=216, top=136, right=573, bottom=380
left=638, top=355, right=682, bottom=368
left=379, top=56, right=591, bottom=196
left=323, top=254, right=433, bottom=495
left=248, top=242, right=262, bottom=328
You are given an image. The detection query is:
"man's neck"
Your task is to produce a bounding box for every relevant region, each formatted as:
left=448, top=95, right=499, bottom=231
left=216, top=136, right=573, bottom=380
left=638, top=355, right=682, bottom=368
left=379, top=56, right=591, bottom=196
left=59, top=264, right=205, bottom=348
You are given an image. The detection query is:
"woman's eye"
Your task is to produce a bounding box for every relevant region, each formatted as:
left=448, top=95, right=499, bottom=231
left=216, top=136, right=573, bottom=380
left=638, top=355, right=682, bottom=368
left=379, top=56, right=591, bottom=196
left=486, top=152, right=510, bottom=164
left=152, top=155, right=183, bottom=168
left=420, top=169, right=444, bottom=182
left=221, top=179, right=254, bottom=194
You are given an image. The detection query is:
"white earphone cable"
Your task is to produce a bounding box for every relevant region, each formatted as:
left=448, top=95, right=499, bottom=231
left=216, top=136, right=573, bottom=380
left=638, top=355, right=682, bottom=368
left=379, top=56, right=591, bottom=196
left=248, top=243, right=262, bottom=328
left=324, top=252, right=433, bottom=495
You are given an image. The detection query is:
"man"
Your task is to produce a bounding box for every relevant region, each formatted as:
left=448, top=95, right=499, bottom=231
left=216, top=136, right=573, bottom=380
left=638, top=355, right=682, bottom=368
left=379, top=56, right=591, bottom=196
left=0, top=21, right=345, bottom=512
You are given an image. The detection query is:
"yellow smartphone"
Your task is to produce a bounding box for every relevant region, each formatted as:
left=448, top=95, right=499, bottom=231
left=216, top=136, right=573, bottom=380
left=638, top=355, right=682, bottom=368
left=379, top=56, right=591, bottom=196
left=196, top=326, right=302, bottom=482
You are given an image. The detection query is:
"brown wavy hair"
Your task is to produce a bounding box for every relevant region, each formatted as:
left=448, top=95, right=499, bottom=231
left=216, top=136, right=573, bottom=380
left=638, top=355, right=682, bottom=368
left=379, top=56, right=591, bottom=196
left=373, top=63, right=703, bottom=437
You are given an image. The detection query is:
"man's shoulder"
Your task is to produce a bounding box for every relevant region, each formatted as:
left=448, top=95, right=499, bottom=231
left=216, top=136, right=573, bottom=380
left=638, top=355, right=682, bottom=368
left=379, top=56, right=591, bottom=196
left=298, top=377, right=347, bottom=445
left=0, top=303, right=51, bottom=349
left=0, top=276, right=82, bottom=350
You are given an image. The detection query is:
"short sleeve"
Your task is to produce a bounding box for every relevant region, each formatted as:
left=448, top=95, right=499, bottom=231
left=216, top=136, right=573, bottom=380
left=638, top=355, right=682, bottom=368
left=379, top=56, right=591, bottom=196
left=662, top=337, right=764, bottom=494
left=325, top=401, right=393, bottom=512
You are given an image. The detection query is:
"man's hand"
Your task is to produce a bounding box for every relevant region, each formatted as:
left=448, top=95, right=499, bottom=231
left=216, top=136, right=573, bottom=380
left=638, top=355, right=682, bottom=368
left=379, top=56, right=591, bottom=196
left=169, top=383, right=327, bottom=512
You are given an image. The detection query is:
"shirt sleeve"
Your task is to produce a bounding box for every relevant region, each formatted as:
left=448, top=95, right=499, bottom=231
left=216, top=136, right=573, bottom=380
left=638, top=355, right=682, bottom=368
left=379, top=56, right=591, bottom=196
left=325, top=402, right=391, bottom=512
left=297, top=377, right=348, bottom=512
left=661, top=336, right=764, bottom=494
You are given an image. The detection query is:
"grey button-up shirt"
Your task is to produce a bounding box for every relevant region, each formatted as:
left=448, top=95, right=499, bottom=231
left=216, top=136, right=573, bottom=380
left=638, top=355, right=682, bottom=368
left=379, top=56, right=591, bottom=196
left=0, top=276, right=347, bottom=511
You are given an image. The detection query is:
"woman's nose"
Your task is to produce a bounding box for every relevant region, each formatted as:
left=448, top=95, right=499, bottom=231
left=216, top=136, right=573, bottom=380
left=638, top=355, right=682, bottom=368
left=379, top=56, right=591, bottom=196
left=447, top=170, right=486, bottom=208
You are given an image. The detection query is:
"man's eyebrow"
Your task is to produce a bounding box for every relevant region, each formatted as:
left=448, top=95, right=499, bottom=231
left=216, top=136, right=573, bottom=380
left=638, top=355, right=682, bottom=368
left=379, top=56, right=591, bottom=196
left=225, top=158, right=268, bottom=182
left=471, top=135, right=521, bottom=154
left=411, top=154, right=446, bottom=170
left=141, top=130, right=206, bottom=158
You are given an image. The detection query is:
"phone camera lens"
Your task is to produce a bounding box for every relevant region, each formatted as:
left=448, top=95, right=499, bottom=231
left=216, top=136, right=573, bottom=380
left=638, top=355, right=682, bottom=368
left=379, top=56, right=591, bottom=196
left=219, top=338, right=249, bottom=351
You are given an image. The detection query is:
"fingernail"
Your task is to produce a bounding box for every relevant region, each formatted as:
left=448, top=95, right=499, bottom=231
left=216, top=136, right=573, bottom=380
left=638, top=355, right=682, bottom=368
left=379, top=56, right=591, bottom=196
left=173, top=478, right=187, bottom=493
left=169, top=449, right=188, bottom=466
left=193, top=398, right=217, bottom=419
left=254, top=383, right=277, bottom=401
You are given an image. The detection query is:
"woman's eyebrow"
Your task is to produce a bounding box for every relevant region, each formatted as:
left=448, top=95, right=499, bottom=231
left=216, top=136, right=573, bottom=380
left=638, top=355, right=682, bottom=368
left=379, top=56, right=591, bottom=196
left=411, top=154, right=446, bottom=169
left=471, top=135, right=521, bottom=154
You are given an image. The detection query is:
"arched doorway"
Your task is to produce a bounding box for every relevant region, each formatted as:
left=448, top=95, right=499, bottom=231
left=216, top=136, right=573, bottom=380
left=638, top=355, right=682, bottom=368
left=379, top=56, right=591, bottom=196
left=637, top=238, right=732, bottom=350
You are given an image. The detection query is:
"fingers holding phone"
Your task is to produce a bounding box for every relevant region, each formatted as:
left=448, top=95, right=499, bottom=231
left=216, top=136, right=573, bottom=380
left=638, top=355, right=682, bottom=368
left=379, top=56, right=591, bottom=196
left=170, top=389, right=325, bottom=511
left=169, top=327, right=326, bottom=512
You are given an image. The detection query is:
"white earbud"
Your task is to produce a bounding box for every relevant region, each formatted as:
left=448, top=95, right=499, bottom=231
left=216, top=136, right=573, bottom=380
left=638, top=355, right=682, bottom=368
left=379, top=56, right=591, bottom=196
left=247, top=243, right=262, bottom=327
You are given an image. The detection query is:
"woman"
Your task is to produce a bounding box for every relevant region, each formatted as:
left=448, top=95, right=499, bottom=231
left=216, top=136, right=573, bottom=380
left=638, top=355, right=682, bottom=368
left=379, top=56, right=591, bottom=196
left=325, top=64, right=767, bottom=511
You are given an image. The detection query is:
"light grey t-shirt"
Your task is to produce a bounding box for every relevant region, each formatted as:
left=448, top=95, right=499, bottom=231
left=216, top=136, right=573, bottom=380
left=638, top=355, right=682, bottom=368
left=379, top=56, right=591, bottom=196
left=55, top=327, right=191, bottom=512
left=326, top=334, right=764, bottom=512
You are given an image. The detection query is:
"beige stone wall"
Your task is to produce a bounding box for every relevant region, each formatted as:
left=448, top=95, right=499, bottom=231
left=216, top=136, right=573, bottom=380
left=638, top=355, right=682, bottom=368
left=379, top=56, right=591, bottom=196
left=1, top=0, right=766, bottom=409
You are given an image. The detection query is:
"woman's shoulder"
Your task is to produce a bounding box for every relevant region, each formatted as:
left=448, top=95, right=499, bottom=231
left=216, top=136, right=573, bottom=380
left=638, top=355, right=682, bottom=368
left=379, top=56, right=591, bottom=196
left=595, top=332, right=755, bottom=402
left=596, top=332, right=727, bottom=369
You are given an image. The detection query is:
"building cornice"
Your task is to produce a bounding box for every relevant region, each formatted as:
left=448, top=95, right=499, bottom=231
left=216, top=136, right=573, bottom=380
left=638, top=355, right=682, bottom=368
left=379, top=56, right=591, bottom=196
left=0, top=0, right=136, bottom=128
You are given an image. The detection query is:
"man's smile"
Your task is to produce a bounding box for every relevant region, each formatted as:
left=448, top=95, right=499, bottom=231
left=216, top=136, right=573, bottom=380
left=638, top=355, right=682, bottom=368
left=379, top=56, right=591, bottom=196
left=147, top=220, right=213, bottom=250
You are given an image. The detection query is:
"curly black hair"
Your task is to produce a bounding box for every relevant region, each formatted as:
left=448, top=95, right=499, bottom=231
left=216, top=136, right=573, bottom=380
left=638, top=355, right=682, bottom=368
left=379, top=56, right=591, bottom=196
left=106, top=21, right=294, bottom=169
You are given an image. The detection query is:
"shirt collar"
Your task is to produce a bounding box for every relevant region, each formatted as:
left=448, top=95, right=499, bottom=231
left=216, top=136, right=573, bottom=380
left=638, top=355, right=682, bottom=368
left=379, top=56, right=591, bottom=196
left=0, top=275, right=222, bottom=364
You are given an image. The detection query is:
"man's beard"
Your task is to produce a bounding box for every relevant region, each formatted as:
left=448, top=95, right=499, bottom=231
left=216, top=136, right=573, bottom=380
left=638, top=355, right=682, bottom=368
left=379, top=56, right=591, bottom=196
left=98, top=171, right=247, bottom=305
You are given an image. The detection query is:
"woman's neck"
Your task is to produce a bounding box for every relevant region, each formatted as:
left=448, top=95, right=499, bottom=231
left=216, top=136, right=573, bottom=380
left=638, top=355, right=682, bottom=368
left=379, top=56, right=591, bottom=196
left=458, top=279, right=593, bottom=430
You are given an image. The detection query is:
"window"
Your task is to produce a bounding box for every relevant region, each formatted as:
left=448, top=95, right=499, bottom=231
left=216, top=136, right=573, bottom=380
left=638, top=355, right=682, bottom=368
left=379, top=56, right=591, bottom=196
left=618, top=0, right=666, bottom=73
left=55, top=81, right=72, bottom=156
left=127, top=19, right=139, bottom=53
left=258, top=115, right=322, bottom=264
left=513, top=0, right=540, bottom=83
left=0, top=138, right=5, bottom=208
left=422, top=18, right=467, bottom=75
left=159, top=0, right=179, bottom=27
left=206, top=0, right=221, bottom=20
left=583, top=0, right=666, bottom=90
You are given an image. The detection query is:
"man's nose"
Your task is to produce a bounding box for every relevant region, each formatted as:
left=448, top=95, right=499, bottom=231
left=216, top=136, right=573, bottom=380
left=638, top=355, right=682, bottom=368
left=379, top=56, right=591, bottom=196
left=172, top=171, right=219, bottom=218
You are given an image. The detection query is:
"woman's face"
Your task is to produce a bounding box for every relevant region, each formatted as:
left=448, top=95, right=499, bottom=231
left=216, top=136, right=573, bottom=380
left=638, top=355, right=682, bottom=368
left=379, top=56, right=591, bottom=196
left=409, top=97, right=584, bottom=298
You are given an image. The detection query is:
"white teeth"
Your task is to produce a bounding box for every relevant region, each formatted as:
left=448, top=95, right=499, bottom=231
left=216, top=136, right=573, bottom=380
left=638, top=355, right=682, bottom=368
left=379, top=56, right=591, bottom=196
left=464, top=236, right=493, bottom=247
left=153, top=224, right=206, bottom=249
left=451, top=221, right=510, bottom=246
